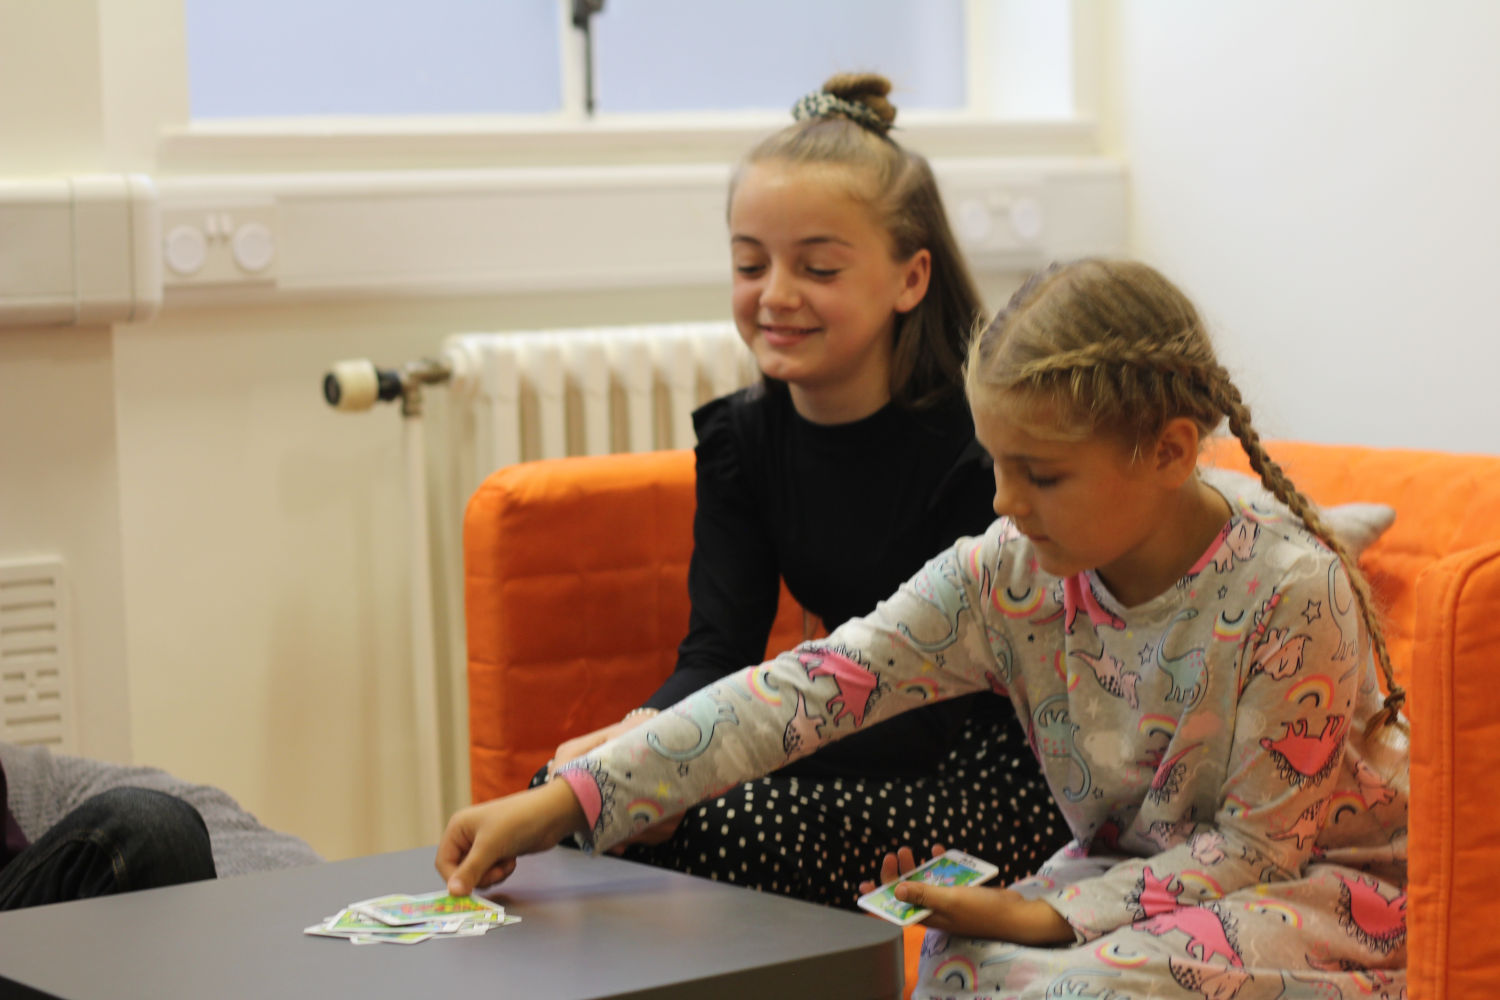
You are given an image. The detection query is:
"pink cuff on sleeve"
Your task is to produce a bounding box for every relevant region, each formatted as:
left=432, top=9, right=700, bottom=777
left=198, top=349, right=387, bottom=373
left=559, top=768, right=602, bottom=829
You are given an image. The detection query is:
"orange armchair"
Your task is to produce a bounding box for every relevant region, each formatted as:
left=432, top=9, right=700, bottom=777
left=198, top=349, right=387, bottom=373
left=464, top=441, right=1500, bottom=999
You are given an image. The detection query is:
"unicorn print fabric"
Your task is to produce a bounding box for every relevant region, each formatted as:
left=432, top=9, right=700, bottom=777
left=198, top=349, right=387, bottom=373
left=558, top=466, right=1407, bottom=999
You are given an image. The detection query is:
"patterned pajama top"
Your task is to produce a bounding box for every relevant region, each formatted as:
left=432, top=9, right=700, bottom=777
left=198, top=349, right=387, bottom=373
left=559, top=467, right=1409, bottom=998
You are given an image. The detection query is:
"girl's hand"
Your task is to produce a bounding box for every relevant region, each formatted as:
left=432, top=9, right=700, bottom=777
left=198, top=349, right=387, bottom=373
left=857, top=844, right=1073, bottom=945
left=436, top=781, right=587, bottom=896
left=893, top=881, right=1073, bottom=944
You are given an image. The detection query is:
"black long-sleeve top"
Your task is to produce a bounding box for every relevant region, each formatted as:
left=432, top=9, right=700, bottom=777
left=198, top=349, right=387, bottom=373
left=643, top=385, right=1004, bottom=779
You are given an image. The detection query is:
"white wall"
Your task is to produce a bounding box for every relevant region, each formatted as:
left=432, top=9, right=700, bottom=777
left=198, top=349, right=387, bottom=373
left=1107, top=0, right=1500, bottom=453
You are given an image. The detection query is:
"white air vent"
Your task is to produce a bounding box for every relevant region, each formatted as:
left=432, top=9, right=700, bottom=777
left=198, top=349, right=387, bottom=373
left=0, top=558, right=76, bottom=750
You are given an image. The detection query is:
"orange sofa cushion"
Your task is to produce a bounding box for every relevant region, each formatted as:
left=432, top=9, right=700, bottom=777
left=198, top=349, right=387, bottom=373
left=465, top=449, right=805, bottom=801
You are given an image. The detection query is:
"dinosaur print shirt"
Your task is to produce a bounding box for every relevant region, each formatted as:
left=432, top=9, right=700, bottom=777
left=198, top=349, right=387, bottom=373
left=558, top=467, right=1408, bottom=942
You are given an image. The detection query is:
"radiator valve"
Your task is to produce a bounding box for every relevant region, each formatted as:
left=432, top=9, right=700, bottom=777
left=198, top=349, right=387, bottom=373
left=323, top=360, right=403, bottom=412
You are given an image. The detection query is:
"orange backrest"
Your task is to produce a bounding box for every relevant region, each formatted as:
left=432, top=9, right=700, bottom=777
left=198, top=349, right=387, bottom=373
left=464, top=450, right=805, bottom=802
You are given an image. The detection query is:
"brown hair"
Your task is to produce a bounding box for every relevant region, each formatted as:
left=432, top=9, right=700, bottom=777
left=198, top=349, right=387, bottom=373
left=730, top=72, right=983, bottom=409
left=965, top=258, right=1404, bottom=732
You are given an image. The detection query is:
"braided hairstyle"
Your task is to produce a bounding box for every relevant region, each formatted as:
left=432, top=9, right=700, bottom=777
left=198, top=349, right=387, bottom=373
left=730, top=72, right=983, bottom=410
left=965, top=258, right=1404, bottom=733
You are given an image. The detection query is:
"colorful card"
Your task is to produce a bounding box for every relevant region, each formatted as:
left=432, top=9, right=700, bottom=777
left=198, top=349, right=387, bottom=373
left=855, top=849, right=1000, bottom=926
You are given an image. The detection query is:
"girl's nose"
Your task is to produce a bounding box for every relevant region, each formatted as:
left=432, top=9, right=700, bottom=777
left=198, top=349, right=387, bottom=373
left=761, top=264, right=799, bottom=310
left=992, top=471, right=1029, bottom=520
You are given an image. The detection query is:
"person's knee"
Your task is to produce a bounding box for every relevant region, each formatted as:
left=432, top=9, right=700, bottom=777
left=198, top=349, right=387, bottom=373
left=82, top=787, right=217, bottom=886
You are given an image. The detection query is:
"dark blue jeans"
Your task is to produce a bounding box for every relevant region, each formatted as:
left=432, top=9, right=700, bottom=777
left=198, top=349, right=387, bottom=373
left=0, top=786, right=216, bottom=910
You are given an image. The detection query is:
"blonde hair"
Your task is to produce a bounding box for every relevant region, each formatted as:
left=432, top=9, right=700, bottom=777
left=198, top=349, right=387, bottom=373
left=730, top=72, right=982, bottom=409
left=966, top=258, right=1404, bottom=732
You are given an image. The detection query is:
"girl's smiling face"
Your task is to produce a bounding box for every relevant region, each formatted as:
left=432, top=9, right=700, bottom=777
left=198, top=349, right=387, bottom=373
left=728, top=160, right=929, bottom=424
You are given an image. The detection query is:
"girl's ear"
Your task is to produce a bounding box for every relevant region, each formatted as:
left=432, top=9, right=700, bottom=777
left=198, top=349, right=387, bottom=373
left=893, top=248, right=932, bottom=314
left=1152, top=418, right=1203, bottom=486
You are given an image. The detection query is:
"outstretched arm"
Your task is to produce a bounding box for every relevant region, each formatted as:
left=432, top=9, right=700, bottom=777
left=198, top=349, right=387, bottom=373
left=559, top=533, right=1005, bottom=855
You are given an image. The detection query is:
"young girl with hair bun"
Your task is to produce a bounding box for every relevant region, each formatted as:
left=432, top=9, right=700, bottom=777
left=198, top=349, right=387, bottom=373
left=445, top=255, right=1410, bottom=997
left=533, top=73, right=1069, bottom=908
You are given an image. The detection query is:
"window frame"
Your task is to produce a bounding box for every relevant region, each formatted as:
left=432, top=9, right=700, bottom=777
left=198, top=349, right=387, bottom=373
left=160, top=0, right=1105, bottom=174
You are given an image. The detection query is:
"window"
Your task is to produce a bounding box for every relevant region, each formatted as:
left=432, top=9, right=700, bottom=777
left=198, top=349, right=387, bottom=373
left=184, top=0, right=1073, bottom=123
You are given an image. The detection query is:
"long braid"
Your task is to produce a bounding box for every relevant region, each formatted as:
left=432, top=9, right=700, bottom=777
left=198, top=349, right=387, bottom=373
left=1208, top=377, right=1405, bottom=734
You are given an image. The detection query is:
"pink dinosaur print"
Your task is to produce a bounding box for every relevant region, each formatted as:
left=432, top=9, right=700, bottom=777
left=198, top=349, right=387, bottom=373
left=1268, top=798, right=1331, bottom=851
left=1147, top=743, right=1202, bottom=805
left=1139, top=903, right=1243, bottom=967
left=1336, top=874, right=1406, bottom=955
left=1072, top=647, right=1140, bottom=708
left=1032, top=573, right=1127, bottom=634
left=781, top=690, right=825, bottom=757
left=1350, top=759, right=1397, bottom=807
left=1170, top=959, right=1250, bottom=1000
left=1211, top=520, right=1260, bottom=573
left=798, top=645, right=878, bottom=729
left=1250, top=627, right=1311, bottom=681
left=1260, top=714, right=1349, bottom=786
left=1241, top=589, right=1312, bottom=684
left=1131, top=865, right=1185, bottom=919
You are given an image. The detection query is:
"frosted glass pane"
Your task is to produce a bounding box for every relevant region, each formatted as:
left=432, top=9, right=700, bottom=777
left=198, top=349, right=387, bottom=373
left=185, top=0, right=560, bottom=118
left=592, top=0, right=966, bottom=113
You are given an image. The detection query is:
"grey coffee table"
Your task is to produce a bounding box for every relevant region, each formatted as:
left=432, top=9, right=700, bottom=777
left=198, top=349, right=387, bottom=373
left=0, top=845, right=903, bottom=999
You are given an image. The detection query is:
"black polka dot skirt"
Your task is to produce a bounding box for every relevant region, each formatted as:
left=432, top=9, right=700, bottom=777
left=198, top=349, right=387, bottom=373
left=538, top=708, right=1070, bottom=911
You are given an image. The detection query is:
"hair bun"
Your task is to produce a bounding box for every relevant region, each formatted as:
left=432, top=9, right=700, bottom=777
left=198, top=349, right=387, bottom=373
left=790, top=72, right=896, bottom=135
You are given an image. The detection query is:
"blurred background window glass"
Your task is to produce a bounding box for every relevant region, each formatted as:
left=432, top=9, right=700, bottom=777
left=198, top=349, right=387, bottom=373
left=185, top=0, right=561, bottom=117
left=184, top=0, right=1070, bottom=121
left=591, top=0, right=965, bottom=113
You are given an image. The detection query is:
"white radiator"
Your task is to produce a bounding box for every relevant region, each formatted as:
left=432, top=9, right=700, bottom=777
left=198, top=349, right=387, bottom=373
left=442, top=320, right=756, bottom=478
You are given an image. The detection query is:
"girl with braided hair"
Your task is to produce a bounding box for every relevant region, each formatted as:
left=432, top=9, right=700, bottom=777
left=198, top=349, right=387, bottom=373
left=529, top=72, right=1069, bottom=909
left=443, top=260, right=1408, bottom=993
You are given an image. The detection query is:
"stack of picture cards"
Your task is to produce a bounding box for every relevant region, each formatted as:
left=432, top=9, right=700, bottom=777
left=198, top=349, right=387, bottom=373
left=305, top=890, right=519, bottom=945
left=855, top=849, right=1000, bottom=927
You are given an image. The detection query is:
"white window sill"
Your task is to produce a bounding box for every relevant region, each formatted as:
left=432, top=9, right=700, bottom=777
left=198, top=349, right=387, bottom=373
left=157, top=115, right=1104, bottom=173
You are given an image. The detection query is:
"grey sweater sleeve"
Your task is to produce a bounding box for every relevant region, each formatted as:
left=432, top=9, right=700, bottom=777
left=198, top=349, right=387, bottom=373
left=0, top=741, right=321, bottom=878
